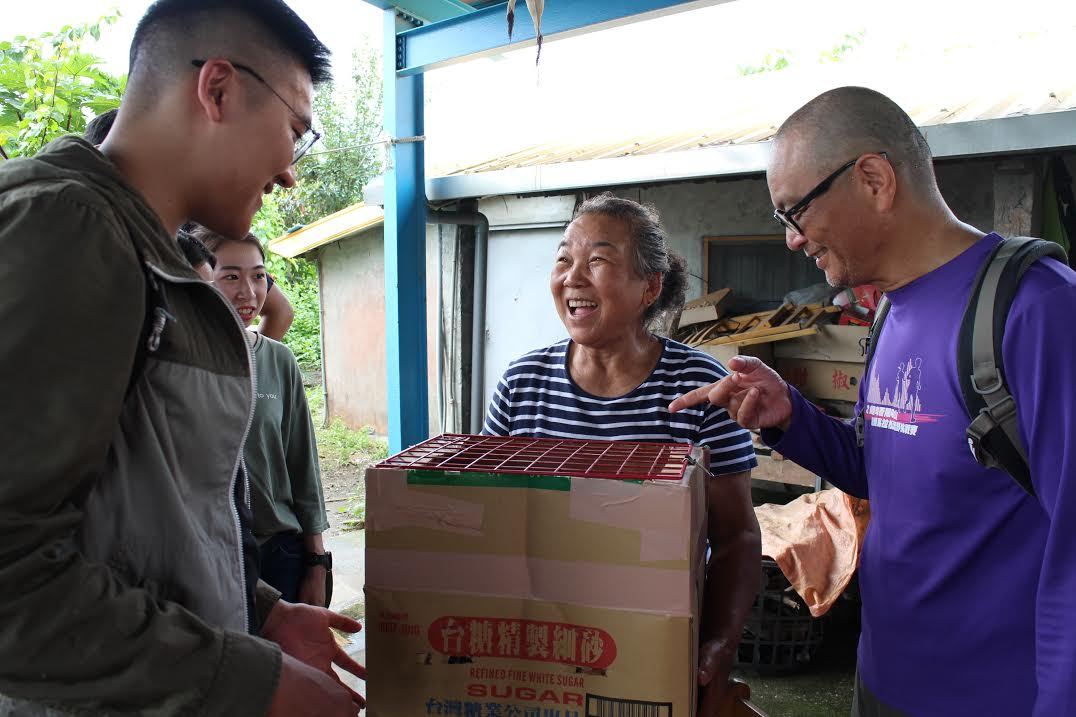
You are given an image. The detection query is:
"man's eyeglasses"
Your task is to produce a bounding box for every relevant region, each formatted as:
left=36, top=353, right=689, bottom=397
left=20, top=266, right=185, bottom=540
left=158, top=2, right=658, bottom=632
left=773, top=151, right=888, bottom=236
left=192, top=59, right=321, bottom=164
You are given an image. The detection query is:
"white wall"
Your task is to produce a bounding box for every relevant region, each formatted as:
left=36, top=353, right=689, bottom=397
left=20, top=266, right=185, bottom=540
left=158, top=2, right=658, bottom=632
left=481, top=227, right=571, bottom=412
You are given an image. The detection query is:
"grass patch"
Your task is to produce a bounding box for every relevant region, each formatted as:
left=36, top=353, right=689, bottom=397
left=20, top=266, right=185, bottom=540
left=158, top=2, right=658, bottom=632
left=305, top=383, right=386, bottom=532
left=318, top=422, right=385, bottom=532
left=337, top=494, right=367, bottom=531
left=341, top=601, right=365, bottom=622
left=306, top=382, right=387, bottom=470
left=318, top=419, right=387, bottom=469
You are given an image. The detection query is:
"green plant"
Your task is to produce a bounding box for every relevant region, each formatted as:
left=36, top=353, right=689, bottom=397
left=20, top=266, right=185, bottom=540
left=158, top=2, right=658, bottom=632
left=279, top=271, right=323, bottom=370
left=272, top=43, right=383, bottom=227
left=819, top=31, right=865, bottom=64
left=737, top=50, right=792, bottom=76
left=252, top=42, right=384, bottom=373
left=305, top=383, right=325, bottom=423
left=0, top=13, right=125, bottom=158
left=321, top=420, right=384, bottom=532
left=338, top=495, right=366, bottom=531
left=318, top=419, right=388, bottom=469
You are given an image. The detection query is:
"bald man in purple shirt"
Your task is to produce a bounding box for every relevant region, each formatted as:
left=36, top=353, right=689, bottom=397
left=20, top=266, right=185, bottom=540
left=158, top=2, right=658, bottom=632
left=672, top=87, right=1076, bottom=717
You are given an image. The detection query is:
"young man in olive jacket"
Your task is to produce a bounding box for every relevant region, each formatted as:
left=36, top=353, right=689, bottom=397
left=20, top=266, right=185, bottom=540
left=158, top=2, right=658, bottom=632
left=0, top=1, right=363, bottom=715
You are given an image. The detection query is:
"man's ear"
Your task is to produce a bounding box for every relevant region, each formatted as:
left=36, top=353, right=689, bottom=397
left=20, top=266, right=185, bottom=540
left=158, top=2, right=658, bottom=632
left=857, top=153, right=897, bottom=212
left=194, top=59, right=237, bottom=123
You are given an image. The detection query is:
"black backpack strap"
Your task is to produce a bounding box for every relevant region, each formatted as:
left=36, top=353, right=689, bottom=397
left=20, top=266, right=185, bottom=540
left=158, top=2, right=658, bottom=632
left=960, top=237, right=1068, bottom=498
left=854, top=294, right=891, bottom=447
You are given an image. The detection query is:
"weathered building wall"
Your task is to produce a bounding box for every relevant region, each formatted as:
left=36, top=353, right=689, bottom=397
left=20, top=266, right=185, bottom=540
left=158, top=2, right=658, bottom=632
left=317, top=225, right=455, bottom=437
left=475, top=155, right=1042, bottom=412
left=315, top=154, right=1070, bottom=436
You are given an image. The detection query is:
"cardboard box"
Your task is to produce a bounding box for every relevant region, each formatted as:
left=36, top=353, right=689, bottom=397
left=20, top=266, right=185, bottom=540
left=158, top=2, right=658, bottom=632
left=699, top=342, right=773, bottom=369
left=773, top=325, right=868, bottom=363
left=364, top=435, right=707, bottom=717
left=678, top=288, right=731, bottom=327
left=775, top=358, right=864, bottom=402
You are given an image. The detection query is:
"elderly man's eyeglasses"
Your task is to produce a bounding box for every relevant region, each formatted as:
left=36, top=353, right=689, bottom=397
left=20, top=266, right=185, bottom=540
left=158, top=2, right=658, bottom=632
left=191, top=59, right=321, bottom=164
left=773, top=152, right=888, bottom=236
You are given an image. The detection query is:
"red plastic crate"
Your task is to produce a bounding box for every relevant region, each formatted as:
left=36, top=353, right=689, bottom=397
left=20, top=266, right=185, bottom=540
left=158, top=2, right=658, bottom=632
left=375, top=434, right=690, bottom=481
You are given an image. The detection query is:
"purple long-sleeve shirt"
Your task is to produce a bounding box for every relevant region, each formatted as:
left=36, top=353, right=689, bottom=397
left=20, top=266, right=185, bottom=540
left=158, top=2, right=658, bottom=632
left=764, top=234, right=1076, bottom=715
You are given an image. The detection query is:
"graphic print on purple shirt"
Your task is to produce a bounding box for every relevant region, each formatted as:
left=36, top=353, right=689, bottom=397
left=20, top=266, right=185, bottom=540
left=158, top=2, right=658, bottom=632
left=862, top=354, right=943, bottom=436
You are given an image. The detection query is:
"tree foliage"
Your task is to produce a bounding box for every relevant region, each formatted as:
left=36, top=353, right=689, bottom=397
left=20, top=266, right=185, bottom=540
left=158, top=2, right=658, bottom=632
left=0, top=17, right=383, bottom=373
left=254, top=43, right=384, bottom=370
left=0, top=14, right=125, bottom=158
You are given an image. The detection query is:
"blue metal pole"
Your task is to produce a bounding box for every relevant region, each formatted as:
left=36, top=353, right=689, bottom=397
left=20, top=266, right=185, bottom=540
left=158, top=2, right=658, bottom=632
left=382, top=8, right=429, bottom=454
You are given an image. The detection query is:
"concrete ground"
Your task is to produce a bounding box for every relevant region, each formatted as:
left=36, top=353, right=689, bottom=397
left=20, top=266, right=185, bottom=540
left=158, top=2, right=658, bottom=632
left=326, top=529, right=367, bottom=698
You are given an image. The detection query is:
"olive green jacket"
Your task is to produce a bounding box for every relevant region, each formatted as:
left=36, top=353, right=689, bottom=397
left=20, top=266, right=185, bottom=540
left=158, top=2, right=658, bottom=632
left=0, top=137, right=280, bottom=715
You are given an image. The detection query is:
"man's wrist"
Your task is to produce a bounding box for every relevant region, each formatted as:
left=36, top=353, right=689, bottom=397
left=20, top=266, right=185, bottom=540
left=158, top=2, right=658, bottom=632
left=262, top=598, right=291, bottom=635
left=303, top=551, right=332, bottom=571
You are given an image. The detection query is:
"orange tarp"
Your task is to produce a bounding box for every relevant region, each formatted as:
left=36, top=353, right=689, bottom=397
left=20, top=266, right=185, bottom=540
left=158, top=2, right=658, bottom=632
left=756, top=488, right=871, bottom=617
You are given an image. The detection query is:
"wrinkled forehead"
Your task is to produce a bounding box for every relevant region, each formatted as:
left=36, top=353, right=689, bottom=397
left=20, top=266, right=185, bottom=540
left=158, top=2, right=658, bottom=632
left=562, top=213, right=631, bottom=248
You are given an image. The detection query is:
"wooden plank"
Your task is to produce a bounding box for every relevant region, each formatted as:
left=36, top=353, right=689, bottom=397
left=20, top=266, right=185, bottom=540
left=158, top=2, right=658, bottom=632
left=800, top=305, right=841, bottom=328
left=800, top=306, right=826, bottom=328
left=690, top=321, right=725, bottom=346
left=723, top=309, right=773, bottom=326
left=706, top=323, right=804, bottom=345
left=683, top=302, right=838, bottom=348
left=783, top=305, right=814, bottom=326
left=761, top=302, right=795, bottom=328
left=682, top=325, right=706, bottom=344
left=732, top=316, right=764, bottom=335
left=704, top=326, right=819, bottom=349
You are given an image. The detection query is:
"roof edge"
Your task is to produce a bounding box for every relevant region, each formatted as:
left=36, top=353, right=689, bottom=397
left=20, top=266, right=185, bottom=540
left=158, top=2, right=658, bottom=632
left=268, top=202, right=385, bottom=258
left=363, top=110, right=1076, bottom=203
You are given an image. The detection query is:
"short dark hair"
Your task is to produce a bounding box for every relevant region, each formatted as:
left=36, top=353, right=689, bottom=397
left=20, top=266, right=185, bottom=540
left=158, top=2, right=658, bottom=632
left=177, top=229, right=217, bottom=269
left=191, top=224, right=266, bottom=263
left=129, top=0, right=331, bottom=85
left=84, top=109, right=118, bottom=145
left=572, top=193, right=687, bottom=327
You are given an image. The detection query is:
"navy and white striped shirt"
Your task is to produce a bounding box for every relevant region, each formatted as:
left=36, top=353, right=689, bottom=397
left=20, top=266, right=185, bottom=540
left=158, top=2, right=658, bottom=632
left=482, top=338, right=757, bottom=476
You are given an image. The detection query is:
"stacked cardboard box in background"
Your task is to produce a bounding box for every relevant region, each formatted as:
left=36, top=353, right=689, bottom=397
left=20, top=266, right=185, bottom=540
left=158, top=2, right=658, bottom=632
left=364, top=434, right=708, bottom=717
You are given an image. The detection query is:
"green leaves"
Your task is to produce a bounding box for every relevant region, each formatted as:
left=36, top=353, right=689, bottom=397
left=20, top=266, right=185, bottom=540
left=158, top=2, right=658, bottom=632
left=0, top=12, right=124, bottom=158
left=252, top=42, right=385, bottom=373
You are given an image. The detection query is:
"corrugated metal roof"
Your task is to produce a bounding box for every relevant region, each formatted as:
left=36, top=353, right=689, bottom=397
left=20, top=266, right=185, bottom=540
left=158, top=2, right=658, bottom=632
left=269, top=202, right=384, bottom=258
left=441, top=84, right=1076, bottom=177
left=421, top=4, right=1076, bottom=179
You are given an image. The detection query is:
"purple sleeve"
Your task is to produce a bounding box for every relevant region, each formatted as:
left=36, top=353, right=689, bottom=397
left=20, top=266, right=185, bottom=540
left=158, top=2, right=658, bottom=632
left=1004, top=281, right=1076, bottom=717
left=761, top=386, right=869, bottom=498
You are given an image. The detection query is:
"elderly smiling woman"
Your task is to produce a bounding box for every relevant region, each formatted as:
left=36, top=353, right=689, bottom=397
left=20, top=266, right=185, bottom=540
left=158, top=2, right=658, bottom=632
left=482, top=193, right=761, bottom=715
